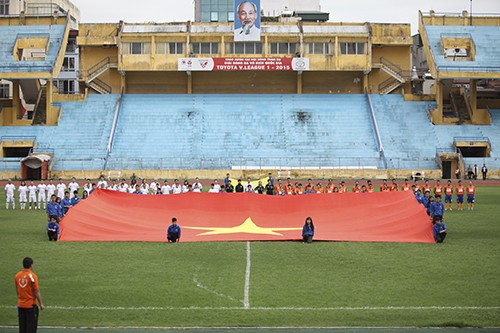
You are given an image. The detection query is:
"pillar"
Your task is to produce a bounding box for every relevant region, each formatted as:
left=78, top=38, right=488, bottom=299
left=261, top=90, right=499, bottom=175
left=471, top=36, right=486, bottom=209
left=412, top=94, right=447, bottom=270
left=12, top=80, right=21, bottom=122
left=435, top=80, right=444, bottom=124
left=46, top=79, right=55, bottom=125
left=297, top=71, right=303, bottom=94
left=187, top=71, right=192, bottom=94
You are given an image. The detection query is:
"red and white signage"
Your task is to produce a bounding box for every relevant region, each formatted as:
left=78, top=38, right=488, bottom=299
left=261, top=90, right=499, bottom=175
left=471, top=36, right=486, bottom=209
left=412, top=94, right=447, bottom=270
left=178, top=58, right=309, bottom=71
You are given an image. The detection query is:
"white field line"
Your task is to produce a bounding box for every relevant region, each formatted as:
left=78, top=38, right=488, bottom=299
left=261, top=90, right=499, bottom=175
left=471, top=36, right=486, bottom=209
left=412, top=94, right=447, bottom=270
left=192, top=275, right=242, bottom=304
left=243, top=241, right=251, bottom=309
left=0, top=305, right=499, bottom=311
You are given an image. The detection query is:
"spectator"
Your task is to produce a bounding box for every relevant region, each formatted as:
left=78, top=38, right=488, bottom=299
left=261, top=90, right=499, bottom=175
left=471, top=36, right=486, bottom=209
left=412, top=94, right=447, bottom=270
left=46, top=216, right=60, bottom=241
left=302, top=217, right=315, bottom=243
left=455, top=167, right=461, bottom=180
left=265, top=179, right=274, bottom=195
left=167, top=217, right=181, bottom=243
left=467, top=165, right=473, bottom=179
left=481, top=164, right=488, bottom=180
left=473, top=164, right=478, bottom=180
left=224, top=173, right=230, bottom=187
left=433, top=217, right=447, bottom=243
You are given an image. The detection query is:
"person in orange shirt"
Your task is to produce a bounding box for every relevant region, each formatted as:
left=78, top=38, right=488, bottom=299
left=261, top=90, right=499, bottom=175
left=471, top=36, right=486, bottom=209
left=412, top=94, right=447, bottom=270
left=390, top=179, right=399, bottom=191
left=352, top=180, right=360, bottom=193
left=315, top=183, right=324, bottom=194
left=14, top=257, right=44, bottom=333
left=433, top=179, right=443, bottom=199
left=339, top=181, right=347, bottom=193
left=294, top=184, right=304, bottom=195
left=325, top=179, right=335, bottom=193
left=285, top=178, right=295, bottom=192
left=444, top=180, right=454, bottom=211
left=367, top=180, right=375, bottom=193
left=274, top=180, right=284, bottom=196
left=379, top=179, right=388, bottom=192
left=455, top=180, right=465, bottom=210
left=285, top=184, right=294, bottom=196
left=466, top=181, right=476, bottom=210
left=401, top=179, right=411, bottom=191
left=422, top=180, right=431, bottom=194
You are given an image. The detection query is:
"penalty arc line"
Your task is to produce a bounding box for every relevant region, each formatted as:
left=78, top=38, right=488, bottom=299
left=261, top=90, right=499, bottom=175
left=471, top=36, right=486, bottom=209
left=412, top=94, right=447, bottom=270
left=243, top=241, right=251, bottom=309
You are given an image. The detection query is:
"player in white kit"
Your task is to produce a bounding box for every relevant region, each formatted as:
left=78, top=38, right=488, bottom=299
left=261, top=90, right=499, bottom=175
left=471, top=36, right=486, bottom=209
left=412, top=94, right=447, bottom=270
left=28, top=181, right=38, bottom=210
left=37, top=180, right=47, bottom=209
left=161, top=180, right=171, bottom=195
left=18, top=181, right=28, bottom=210
left=68, top=177, right=79, bottom=198
left=56, top=179, right=67, bottom=199
left=46, top=179, right=56, bottom=199
left=5, top=179, right=16, bottom=209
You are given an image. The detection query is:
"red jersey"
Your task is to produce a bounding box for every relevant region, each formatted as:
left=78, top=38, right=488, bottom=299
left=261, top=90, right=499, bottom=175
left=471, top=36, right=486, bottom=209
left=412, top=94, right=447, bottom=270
left=402, top=184, right=411, bottom=191
left=422, top=185, right=431, bottom=193
left=456, top=185, right=465, bottom=195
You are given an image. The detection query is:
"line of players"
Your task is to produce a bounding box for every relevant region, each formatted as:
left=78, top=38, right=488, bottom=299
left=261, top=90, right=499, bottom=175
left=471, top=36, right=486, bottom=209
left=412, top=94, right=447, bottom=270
left=4, top=176, right=477, bottom=211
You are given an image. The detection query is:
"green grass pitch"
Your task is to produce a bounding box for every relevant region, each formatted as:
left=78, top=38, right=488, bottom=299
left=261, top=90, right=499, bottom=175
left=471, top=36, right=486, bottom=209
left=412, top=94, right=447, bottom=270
left=0, top=188, right=499, bottom=328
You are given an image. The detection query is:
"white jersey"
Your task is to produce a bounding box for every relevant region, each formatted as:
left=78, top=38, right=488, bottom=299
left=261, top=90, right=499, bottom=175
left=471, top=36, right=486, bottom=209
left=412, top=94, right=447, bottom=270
left=118, top=184, right=128, bottom=193
left=28, top=185, right=37, bottom=196
left=46, top=184, right=56, bottom=197
left=83, top=183, right=92, bottom=194
left=182, top=185, right=189, bottom=193
left=128, top=186, right=136, bottom=194
left=68, top=182, right=79, bottom=197
left=108, top=184, right=118, bottom=191
left=193, top=182, right=203, bottom=191
left=161, top=185, right=171, bottom=195
left=192, top=185, right=202, bottom=193
left=208, top=188, right=218, bottom=193
left=5, top=183, right=15, bottom=196
left=150, top=182, right=158, bottom=193
left=18, top=185, right=28, bottom=201
left=56, top=183, right=67, bottom=198
left=245, top=182, right=253, bottom=192
left=171, top=184, right=182, bottom=194
left=213, top=184, right=221, bottom=192
left=37, top=184, right=47, bottom=196
left=97, top=180, right=108, bottom=189
left=139, top=184, right=149, bottom=194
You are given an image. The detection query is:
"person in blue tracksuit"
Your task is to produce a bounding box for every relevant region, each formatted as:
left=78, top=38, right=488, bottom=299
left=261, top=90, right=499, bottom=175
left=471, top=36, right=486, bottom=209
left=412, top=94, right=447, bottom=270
left=302, top=217, right=315, bottom=243
left=46, top=194, right=59, bottom=221
left=433, top=217, right=447, bottom=243
left=167, top=217, right=181, bottom=243
left=430, top=195, right=445, bottom=224
left=61, top=191, right=72, bottom=215
left=46, top=216, right=60, bottom=241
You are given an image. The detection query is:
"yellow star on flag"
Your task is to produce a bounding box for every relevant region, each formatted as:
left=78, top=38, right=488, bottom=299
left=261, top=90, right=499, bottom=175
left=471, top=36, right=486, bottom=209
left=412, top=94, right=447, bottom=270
left=184, top=217, right=302, bottom=236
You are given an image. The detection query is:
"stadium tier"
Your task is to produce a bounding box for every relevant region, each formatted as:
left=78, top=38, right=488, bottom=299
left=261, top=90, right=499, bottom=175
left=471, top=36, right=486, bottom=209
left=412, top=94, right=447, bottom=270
left=0, top=25, right=66, bottom=73
left=424, top=25, right=500, bottom=72
left=1, top=94, right=498, bottom=172
left=107, top=94, right=381, bottom=170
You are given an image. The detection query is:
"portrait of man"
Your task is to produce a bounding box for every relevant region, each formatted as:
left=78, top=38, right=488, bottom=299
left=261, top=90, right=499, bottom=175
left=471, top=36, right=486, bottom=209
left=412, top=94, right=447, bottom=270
left=234, top=0, right=261, bottom=42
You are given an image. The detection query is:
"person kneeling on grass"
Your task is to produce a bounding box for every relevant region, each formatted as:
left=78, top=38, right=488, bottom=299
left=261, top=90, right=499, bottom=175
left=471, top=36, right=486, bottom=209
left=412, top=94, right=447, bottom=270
left=302, top=217, right=315, bottom=243
left=167, top=217, right=181, bottom=243
left=433, top=217, right=447, bottom=243
left=46, top=216, right=60, bottom=241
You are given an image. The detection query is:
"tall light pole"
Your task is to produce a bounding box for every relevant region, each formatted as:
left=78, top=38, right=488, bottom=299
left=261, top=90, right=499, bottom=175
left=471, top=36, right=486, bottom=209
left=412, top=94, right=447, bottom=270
left=470, top=0, right=473, bottom=26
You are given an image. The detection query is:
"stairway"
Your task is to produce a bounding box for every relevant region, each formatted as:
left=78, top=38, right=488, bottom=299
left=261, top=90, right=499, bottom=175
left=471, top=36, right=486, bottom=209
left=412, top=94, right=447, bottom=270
left=372, top=57, right=406, bottom=95
left=451, top=91, right=471, bottom=124
left=32, top=87, right=47, bottom=125
left=85, top=57, right=118, bottom=94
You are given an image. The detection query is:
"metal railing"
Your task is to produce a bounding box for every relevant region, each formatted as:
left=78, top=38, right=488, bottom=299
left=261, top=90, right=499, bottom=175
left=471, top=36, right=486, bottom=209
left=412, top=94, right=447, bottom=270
left=453, top=136, right=491, bottom=145
left=103, top=89, right=124, bottom=171
left=365, top=91, right=387, bottom=169
left=90, top=78, right=112, bottom=94
left=86, top=57, right=118, bottom=81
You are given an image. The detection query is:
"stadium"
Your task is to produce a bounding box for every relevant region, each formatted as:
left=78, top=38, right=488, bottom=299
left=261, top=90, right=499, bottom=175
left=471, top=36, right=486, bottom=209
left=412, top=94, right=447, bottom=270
left=1, top=0, right=500, bottom=331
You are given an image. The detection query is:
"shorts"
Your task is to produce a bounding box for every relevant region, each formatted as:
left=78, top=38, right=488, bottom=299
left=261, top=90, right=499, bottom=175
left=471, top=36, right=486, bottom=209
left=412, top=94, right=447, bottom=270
left=7, top=194, right=15, bottom=203
left=38, top=194, right=46, bottom=202
left=29, top=195, right=37, bottom=202
left=445, top=195, right=452, bottom=203
left=457, top=195, right=464, bottom=204
left=19, top=194, right=27, bottom=202
left=467, top=194, right=475, bottom=204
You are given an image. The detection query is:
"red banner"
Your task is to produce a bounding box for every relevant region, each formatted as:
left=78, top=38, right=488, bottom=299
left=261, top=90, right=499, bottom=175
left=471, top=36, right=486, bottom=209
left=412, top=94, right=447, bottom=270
left=59, top=190, right=434, bottom=243
left=178, top=58, right=309, bottom=71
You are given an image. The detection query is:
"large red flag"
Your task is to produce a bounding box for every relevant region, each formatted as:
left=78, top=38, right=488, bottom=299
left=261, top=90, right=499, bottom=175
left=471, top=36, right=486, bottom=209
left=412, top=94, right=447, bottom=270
left=59, top=189, right=434, bottom=243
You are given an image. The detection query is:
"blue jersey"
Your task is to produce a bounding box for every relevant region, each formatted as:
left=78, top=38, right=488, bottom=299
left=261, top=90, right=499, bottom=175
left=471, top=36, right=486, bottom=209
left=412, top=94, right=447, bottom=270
left=70, top=197, right=80, bottom=206
left=46, top=221, right=60, bottom=235
left=167, top=224, right=181, bottom=238
left=433, top=222, right=447, bottom=240
left=430, top=201, right=444, bottom=217
left=46, top=201, right=59, bottom=217
left=302, top=224, right=314, bottom=237
left=61, top=198, right=72, bottom=214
